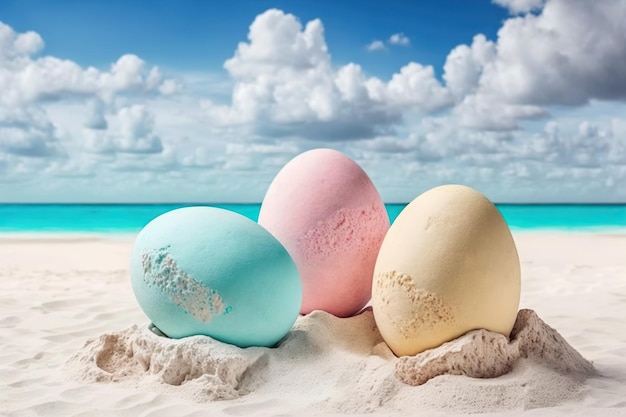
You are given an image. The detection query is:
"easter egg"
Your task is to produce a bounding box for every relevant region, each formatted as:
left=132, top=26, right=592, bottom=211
left=258, top=149, right=390, bottom=318
left=372, top=184, right=520, bottom=356
left=130, top=207, right=302, bottom=348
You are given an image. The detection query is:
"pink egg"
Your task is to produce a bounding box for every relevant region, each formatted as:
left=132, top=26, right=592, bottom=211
left=258, top=148, right=390, bottom=317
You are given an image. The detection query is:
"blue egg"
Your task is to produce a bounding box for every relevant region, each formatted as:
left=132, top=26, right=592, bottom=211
left=130, top=207, right=302, bottom=348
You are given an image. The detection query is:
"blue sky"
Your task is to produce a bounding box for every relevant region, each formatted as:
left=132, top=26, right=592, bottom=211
left=1, top=0, right=508, bottom=76
left=0, top=0, right=625, bottom=203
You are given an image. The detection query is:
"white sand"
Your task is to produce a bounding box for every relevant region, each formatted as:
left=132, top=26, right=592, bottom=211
left=1, top=233, right=626, bottom=416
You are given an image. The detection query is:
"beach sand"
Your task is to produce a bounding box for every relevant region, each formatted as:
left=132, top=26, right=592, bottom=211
left=1, top=233, right=625, bottom=416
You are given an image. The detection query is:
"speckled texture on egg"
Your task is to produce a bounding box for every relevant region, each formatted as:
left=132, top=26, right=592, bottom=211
left=259, top=149, right=390, bottom=318
left=130, top=207, right=302, bottom=348
left=141, top=245, right=231, bottom=323
left=374, top=271, right=456, bottom=341
left=372, top=184, right=521, bottom=357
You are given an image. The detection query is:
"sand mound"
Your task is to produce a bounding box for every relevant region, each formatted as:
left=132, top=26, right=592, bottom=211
left=396, top=309, right=596, bottom=386
left=66, top=324, right=267, bottom=401
left=65, top=308, right=596, bottom=413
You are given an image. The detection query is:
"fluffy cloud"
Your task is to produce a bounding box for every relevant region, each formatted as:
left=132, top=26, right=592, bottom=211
left=443, top=0, right=626, bottom=129
left=0, top=18, right=178, bottom=179
left=453, top=94, right=547, bottom=130
left=159, top=79, right=184, bottom=96
left=376, top=63, right=452, bottom=110
left=492, top=0, right=547, bottom=14
left=207, top=3, right=626, bottom=137
left=537, top=120, right=620, bottom=168
left=366, top=40, right=386, bottom=51
left=443, top=35, right=496, bottom=100
left=0, top=22, right=43, bottom=59
left=484, top=0, right=626, bottom=106
left=116, top=106, right=162, bottom=153
left=203, top=9, right=449, bottom=140
left=84, top=99, right=108, bottom=130
left=0, top=20, right=177, bottom=106
left=367, top=33, right=410, bottom=52
left=345, top=114, right=626, bottom=202
left=0, top=106, right=63, bottom=157
left=85, top=105, right=163, bottom=154
left=389, top=33, right=410, bottom=46
left=2, top=3, right=626, bottom=203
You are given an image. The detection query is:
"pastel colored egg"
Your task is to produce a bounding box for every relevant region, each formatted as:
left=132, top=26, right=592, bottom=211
left=372, top=184, right=521, bottom=356
left=258, top=148, right=390, bottom=318
left=129, top=207, right=302, bottom=348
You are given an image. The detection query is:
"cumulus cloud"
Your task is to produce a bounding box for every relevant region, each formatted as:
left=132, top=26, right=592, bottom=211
left=389, top=33, right=410, bottom=46
left=366, top=40, right=386, bottom=51
left=453, top=94, right=547, bottom=130
left=368, top=33, right=410, bottom=51
left=217, top=141, right=302, bottom=171
left=85, top=105, right=163, bottom=154
left=482, top=0, right=626, bottom=106
left=346, top=114, right=626, bottom=202
left=203, top=9, right=449, bottom=140
left=376, top=62, right=452, bottom=110
left=533, top=120, right=617, bottom=168
left=445, top=0, right=626, bottom=129
left=159, top=79, right=183, bottom=95
left=84, top=99, right=108, bottom=130
left=0, top=106, right=63, bottom=157
left=443, top=34, right=496, bottom=100
left=207, top=2, right=626, bottom=136
left=361, top=133, right=444, bottom=162
left=0, top=22, right=44, bottom=59
left=3, top=4, right=626, bottom=203
left=194, top=3, right=626, bottom=202
left=116, top=105, right=163, bottom=153
left=492, top=0, right=547, bottom=14
left=0, top=19, right=176, bottom=188
left=0, top=20, right=178, bottom=106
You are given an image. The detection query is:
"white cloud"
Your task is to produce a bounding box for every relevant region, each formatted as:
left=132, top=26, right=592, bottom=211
left=368, top=33, right=409, bottom=52
left=547, top=120, right=615, bottom=168
left=159, top=79, right=183, bottom=95
left=389, top=33, right=410, bottom=46
left=3, top=4, right=626, bottom=203
left=0, top=20, right=178, bottom=106
left=0, top=21, right=44, bottom=59
left=344, top=114, right=626, bottom=202
left=203, top=9, right=448, bottom=140
left=367, top=40, right=386, bottom=51
left=0, top=105, right=63, bottom=157
left=443, top=34, right=496, bottom=100
left=0, top=19, right=176, bottom=194
left=381, top=62, right=453, bottom=111
left=117, top=105, right=161, bottom=153
left=453, top=94, right=547, bottom=130
left=492, top=0, right=547, bottom=14
left=85, top=105, right=163, bottom=154
left=224, top=9, right=329, bottom=79
left=84, top=99, right=108, bottom=130
left=482, top=0, right=626, bottom=106
left=446, top=0, right=626, bottom=130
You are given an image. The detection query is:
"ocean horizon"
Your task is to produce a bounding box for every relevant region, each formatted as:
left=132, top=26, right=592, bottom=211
left=0, top=203, right=625, bottom=234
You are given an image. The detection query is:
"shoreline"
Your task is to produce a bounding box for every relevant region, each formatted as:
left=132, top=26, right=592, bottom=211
left=0, top=231, right=139, bottom=241
left=0, top=227, right=625, bottom=239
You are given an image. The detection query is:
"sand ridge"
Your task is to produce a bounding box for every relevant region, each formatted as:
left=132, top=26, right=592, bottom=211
left=65, top=307, right=597, bottom=414
left=395, top=309, right=595, bottom=386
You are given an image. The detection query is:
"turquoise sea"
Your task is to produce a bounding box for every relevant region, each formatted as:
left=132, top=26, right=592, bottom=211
left=0, top=204, right=625, bottom=234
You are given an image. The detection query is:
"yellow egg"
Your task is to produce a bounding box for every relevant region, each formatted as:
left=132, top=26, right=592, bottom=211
left=372, top=184, right=521, bottom=357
